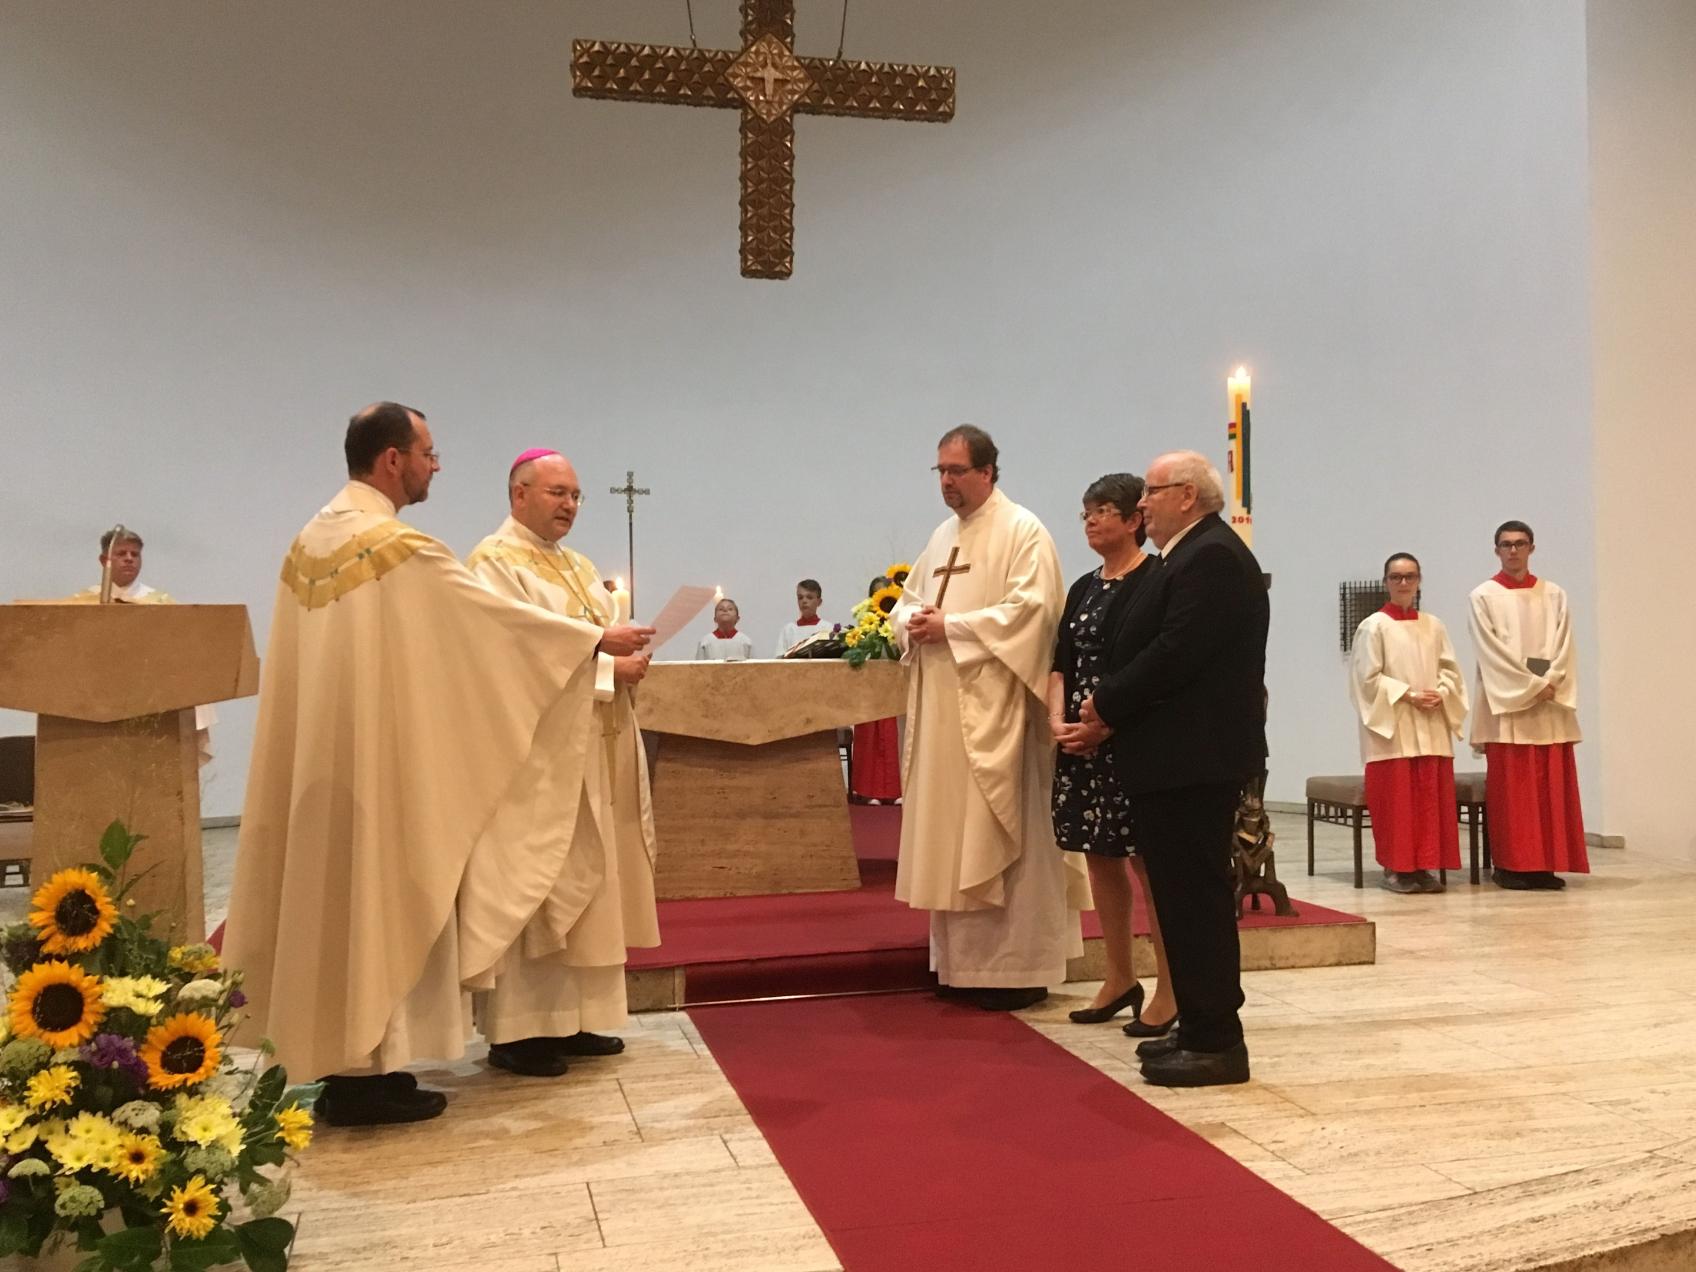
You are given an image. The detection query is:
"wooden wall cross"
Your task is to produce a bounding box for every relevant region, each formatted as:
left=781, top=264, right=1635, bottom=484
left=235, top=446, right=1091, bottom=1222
left=572, top=0, right=955, bottom=280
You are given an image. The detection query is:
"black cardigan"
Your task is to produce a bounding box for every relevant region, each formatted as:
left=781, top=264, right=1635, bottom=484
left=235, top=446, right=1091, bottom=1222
left=1053, top=556, right=1160, bottom=721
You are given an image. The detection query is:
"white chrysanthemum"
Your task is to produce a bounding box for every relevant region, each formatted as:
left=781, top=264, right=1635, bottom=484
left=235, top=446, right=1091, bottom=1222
left=174, top=979, right=224, bottom=1006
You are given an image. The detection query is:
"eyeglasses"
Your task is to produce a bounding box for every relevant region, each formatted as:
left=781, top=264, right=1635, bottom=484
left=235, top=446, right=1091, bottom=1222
left=1142, top=481, right=1188, bottom=497
left=519, top=483, right=584, bottom=505
left=1497, top=540, right=1531, bottom=551
left=931, top=464, right=984, bottom=478
left=1386, top=572, right=1422, bottom=584
left=1079, top=507, right=1125, bottom=524
left=398, top=447, right=441, bottom=463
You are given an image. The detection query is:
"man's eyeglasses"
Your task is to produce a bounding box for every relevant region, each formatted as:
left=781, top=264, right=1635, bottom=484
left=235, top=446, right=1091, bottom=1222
left=1497, top=540, right=1531, bottom=552
left=398, top=447, right=440, bottom=463
left=1142, top=481, right=1188, bottom=497
left=520, top=483, right=584, bottom=505
left=932, top=464, right=984, bottom=478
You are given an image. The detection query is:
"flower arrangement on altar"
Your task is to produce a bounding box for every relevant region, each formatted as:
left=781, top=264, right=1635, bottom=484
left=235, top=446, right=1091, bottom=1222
left=843, top=562, right=911, bottom=667
left=0, top=822, right=312, bottom=1271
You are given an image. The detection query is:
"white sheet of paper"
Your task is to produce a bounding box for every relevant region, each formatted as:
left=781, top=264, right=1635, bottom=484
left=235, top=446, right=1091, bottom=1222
left=646, top=585, right=718, bottom=654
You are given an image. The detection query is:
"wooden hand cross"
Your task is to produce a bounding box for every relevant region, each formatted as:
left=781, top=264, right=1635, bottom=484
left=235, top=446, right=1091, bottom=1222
left=931, top=546, right=971, bottom=609
left=572, top=0, right=955, bottom=279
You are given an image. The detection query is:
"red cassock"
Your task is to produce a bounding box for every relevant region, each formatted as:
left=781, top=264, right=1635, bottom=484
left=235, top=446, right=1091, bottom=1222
left=1366, top=755, right=1460, bottom=872
left=1484, top=742, right=1589, bottom=873
left=851, top=718, right=902, bottom=801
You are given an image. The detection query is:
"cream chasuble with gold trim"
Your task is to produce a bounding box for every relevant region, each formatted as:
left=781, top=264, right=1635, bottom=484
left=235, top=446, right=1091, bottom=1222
left=891, top=489, right=1087, bottom=989
left=224, top=482, right=605, bottom=1078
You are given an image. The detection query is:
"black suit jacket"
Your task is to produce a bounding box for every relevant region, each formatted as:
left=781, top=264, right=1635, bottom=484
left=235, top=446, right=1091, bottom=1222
left=1091, top=513, right=1269, bottom=795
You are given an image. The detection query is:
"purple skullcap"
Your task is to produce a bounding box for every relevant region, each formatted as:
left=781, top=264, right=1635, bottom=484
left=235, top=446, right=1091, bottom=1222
left=510, top=448, right=560, bottom=474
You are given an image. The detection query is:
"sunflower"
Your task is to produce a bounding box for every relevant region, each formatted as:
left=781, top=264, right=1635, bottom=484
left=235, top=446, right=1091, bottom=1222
left=25, top=1064, right=79, bottom=1111
left=870, top=585, right=904, bottom=617
left=111, top=1131, right=165, bottom=1184
left=9, top=961, right=106, bottom=1047
left=885, top=562, right=912, bottom=588
left=162, top=1174, right=221, bottom=1240
left=274, top=1105, right=313, bottom=1152
left=28, top=869, right=118, bottom=955
left=140, top=1013, right=222, bottom=1090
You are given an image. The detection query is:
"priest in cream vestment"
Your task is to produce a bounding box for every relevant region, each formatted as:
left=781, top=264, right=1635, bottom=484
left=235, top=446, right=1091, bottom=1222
left=462, top=448, right=660, bottom=1076
left=224, top=404, right=648, bottom=1126
left=892, top=426, right=1088, bottom=1012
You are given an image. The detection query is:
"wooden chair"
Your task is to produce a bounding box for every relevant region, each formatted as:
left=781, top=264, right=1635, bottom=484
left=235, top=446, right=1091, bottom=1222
left=1307, top=769, right=1493, bottom=889
left=0, top=734, right=35, bottom=888
left=1455, top=770, right=1492, bottom=884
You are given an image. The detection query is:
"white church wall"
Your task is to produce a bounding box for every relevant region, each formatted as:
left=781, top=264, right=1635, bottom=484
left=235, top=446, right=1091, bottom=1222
left=0, top=1, right=1598, bottom=823
left=1587, top=0, right=1696, bottom=854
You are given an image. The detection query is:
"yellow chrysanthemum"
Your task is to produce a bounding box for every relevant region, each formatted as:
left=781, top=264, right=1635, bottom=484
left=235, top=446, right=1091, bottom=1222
left=141, top=1013, right=222, bottom=1090
left=111, top=1131, right=165, bottom=1184
left=46, top=1111, right=123, bottom=1174
left=25, top=1064, right=79, bottom=1111
left=843, top=628, right=862, bottom=648
left=101, top=975, right=171, bottom=1018
left=0, top=1102, right=28, bottom=1137
left=9, top=962, right=106, bottom=1048
left=162, top=1174, right=221, bottom=1240
left=870, top=585, right=904, bottom=617
left=173, top=1093, right=243, bottom=1155
left=28, top=868, right=118, bottom=955
left=167, top=944, right=220, bottom=975
left=885, top=562, right=912, bottom=587
left=6, top=1121, right=42, bottom=1153
left=274, top=1105, right=313, bottom=1152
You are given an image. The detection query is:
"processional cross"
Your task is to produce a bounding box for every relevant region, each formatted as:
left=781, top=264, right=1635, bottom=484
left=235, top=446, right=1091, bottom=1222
left=610, top=469, right=650, bottom=609
left=931, top=546, right=970, bottom=608
left=572, top=0, right=956, bottom=279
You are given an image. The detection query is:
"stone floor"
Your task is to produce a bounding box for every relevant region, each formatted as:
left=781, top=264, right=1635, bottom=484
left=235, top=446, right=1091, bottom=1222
left=9, top=816, right=1696, bottom=1270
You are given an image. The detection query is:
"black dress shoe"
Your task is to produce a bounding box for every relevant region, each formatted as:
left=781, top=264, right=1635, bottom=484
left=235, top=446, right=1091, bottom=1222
left=488, top=1038, right=572, bottom=1078
left=319, top=1075, right=448, bottom=1127
left=1493, top=869, right=1537, bottom=890
left=1123, top=1012, right=1178, bottom=1040
left=968, top=987, right=1048, bottom=1012
left=1529, top=872, right=1567, bottom=890
left=1140, top=1042, right=1251, bottom=1088
left=934, top=983, right=973, bottom=1000
left=317, top=1070, right=419, bottom=1093
left=1070, top=984, right=1143, bottom=1024
left=546, top=1031, right=626, bottom=1057
left=1135, top=1034, right=1182, bottom=1061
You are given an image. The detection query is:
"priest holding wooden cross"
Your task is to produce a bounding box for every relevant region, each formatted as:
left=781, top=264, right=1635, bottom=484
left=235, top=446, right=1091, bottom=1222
left=892, top=426, right=1089, bottom=1011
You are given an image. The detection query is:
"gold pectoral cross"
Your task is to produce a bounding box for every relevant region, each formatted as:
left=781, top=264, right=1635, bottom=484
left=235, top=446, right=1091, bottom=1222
left=932, top=546, right=971, bottom=608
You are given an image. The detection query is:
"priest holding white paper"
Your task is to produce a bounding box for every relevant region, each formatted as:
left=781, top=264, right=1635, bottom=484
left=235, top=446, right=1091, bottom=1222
left=224, top=404, right=650, bottom=1128
left=892, top=425, right=1088, bottom=1011
left=463, top=448, right=661, bottom=1077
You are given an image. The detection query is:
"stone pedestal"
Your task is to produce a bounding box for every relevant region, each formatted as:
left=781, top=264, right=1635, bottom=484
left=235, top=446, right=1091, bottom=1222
left=636, top=660, right=906, bottom=899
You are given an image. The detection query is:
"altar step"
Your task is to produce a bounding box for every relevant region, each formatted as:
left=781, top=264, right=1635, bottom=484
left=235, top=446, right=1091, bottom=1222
left=628, top=806, right=1374, bottom=1010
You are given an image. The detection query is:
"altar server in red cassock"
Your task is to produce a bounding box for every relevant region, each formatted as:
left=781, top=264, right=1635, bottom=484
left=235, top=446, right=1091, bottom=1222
left=1350, top=553, right=1468, bottom=894
left=1468, top=520, right=1588, bottom=891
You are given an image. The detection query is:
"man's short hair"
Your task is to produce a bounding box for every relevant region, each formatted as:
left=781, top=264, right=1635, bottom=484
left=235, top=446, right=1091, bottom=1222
left=797, top=578, right=822, bottom=595
left=937, top=424, right=1000, bottom=484
left=345, top=402, right=423, bottom=476
left=1494, top=519, right=1534, bottom=545
left=99, top=529, right=143, bottom=553
left=1162, top=451, right=1226, bottom=514
left=1082, top=473, right=1149, bottom=546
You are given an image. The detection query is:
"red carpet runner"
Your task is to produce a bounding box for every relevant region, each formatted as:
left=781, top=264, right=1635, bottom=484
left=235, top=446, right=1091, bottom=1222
left=694, top=993, right=1395, bottom=1271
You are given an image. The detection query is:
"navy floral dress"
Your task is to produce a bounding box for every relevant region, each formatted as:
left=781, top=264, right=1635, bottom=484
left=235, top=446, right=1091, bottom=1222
left=1052, top=564, right=1151, bottom=858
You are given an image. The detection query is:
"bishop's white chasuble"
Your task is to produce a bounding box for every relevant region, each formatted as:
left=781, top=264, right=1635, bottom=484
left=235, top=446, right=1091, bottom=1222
left=892, top=489, right=1087, bottom=988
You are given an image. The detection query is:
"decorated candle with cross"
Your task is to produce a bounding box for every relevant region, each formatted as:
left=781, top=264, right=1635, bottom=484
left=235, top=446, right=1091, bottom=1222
left=1226, top=366, right=1253, bottom=548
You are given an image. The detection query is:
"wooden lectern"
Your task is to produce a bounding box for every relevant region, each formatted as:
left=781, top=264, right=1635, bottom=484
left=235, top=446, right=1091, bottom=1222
left=636, top=660, right=906, bottom=898
left=0, top=605, right=260, bottom=941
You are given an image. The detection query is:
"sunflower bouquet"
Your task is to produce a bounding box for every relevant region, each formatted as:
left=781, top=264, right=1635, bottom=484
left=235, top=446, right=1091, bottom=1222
left=843, top=562, right=911, bottom=668
left=0, top=822, right=312, bottom=1271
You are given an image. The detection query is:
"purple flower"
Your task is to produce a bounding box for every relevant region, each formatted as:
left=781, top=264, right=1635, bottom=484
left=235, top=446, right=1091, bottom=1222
left=228, top=989, right=247, bottom=1009
left=0, top=1178, right=9, bottom=1206
left=81, top=1033, right=148, bottom=1086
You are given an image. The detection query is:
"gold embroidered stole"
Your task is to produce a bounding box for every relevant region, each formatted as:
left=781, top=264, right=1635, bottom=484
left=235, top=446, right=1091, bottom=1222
left=280, top=521, right=433, bottom=610
left=466, top=539, right=607, bottom=627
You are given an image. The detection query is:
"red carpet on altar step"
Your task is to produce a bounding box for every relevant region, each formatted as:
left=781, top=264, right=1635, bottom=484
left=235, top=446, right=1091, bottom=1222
left=632, top=805, right=1367, bottom=1003
left=694, top=993, right=1395, bottom=1272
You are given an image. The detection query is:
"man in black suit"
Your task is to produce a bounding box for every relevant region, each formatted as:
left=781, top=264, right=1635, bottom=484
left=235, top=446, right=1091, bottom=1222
left=1077, top=450, right=1269, bottom=1087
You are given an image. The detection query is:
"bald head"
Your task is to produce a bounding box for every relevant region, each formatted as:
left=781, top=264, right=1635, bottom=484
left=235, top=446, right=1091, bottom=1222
left=510, top=452, right=583, bottom=543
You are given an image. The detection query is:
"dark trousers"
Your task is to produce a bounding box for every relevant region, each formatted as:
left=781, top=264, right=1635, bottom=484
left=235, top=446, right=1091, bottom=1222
left=1130, top=782, right=1246, bottom=1053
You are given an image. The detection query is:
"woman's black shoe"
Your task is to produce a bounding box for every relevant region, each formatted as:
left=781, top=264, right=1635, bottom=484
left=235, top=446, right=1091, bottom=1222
left=1069, top=983, right=1144, bottom=1024
left=1123, top=1012, right=1178, bottom=1039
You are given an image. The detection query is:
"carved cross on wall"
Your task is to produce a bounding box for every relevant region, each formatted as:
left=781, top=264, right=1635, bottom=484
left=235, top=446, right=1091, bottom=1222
left=572, top=0, right=956, bottom=280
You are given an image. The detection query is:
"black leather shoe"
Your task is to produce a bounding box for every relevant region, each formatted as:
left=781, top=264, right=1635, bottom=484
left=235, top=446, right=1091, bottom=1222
left=1529, top=872, right=1567, bottom=890
left=547, top=1031, right=626, bottom=1057
left=488, top=1038, right=572, bottom=1078
left=1070, top=984, right=1143, bottom=1024
left=1140, top=1042, right=1250, bottom=1088
left=319, top=1075, right=448, bottom=1127
left=1493, top=869, right=1537, bottom=890
left=317, top=1070, right=418, bottom=1093
left=969, top=987, right=1048, bottom=1012
left=1135, top=1035, right=1182, bottom=1061
left=1123, top=1012, right=1178, bottom=1040
left=934, top=984, right=973, bottom=1000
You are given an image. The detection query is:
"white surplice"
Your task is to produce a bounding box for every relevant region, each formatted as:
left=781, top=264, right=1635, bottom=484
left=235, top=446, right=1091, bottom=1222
left=695, top=629, right=753, bottom=661
left=464, top=516, right=661, bottom=1042
left=891, top=488, right=1088, bottom=988
left=776, top=619, right=829, bottom=656
left=223, top=482, right=605, bottom=1078
left=1350, top=608, right=1469, bottom=763
left=1468, top=575, right=1581, bottom=746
